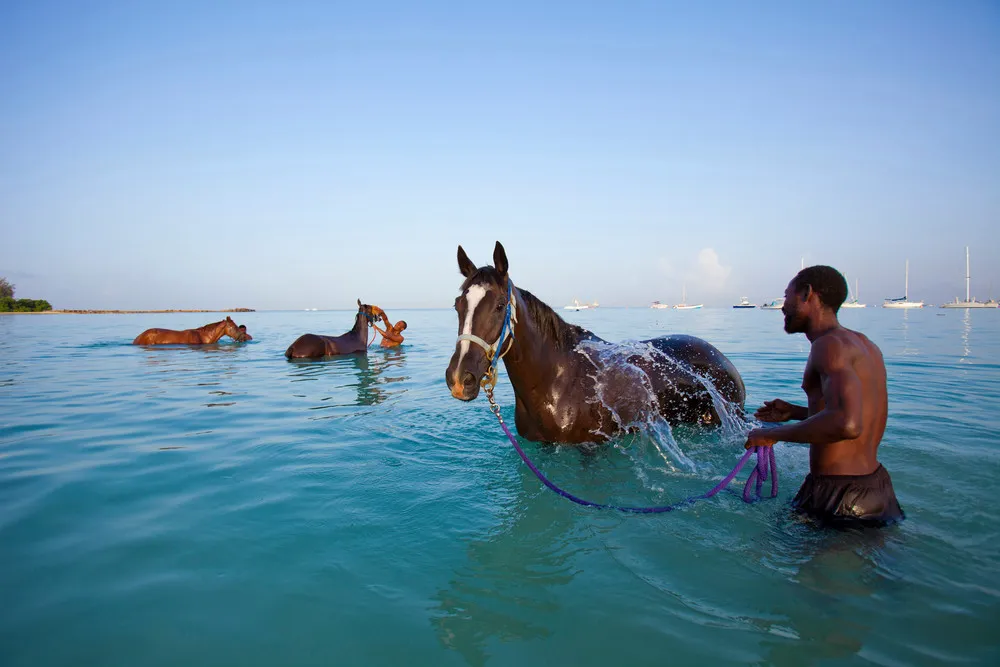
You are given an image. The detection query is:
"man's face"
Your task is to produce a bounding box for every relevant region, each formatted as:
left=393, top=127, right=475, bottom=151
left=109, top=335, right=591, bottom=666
left=782, top=281, right=810, bottom=334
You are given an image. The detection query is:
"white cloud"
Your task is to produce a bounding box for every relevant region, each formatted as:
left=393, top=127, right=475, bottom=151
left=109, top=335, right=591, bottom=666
left=694, top=248, right=731, bottom=292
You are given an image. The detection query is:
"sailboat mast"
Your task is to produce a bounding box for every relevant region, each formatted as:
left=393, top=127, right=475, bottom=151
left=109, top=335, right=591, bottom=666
left=965, top=246, right=971, bottom=302
left=905, top=260, right=909, bottom=300
left=856, top=278, right=859, bottom=300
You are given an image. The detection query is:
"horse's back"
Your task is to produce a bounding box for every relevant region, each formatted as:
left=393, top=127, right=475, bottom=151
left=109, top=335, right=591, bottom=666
left=285, top=333, right=363, bottom=358
left=133, top=328, right=190, bottom=345
left=638, top=334, right=745, bottom=424
left=646, top=334, right=745, bottom=401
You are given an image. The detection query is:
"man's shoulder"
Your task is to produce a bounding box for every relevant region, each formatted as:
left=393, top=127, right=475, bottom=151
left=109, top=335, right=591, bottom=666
left=811, top=328, right=882, bottom=368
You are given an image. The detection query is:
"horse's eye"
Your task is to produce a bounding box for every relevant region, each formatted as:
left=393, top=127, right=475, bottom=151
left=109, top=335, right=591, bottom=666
left=495, top=302, right=504, bottom=312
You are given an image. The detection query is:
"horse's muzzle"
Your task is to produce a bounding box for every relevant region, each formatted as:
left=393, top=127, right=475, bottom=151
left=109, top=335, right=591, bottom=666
left=447, top=369, right=481, bottom=401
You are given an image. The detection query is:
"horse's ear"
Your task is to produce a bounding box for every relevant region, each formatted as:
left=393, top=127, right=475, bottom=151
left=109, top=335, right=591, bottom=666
left=457, top=245, right=477, bottom=278
left=357, top=299, right=362, bottom=309
left=493, top=241, right=508, bottom=277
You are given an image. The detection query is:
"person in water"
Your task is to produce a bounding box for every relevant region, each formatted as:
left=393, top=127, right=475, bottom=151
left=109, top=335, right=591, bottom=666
left=746, top=265, right=904, bottom=526
left=370, top=306, right=407, bottom=348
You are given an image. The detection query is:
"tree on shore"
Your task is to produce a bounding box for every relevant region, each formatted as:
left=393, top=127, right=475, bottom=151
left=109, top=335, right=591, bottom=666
left=0, top=277, right=52, bottom=312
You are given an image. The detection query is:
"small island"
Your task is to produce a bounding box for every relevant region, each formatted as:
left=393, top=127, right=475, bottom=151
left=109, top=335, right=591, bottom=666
left=0, top=277, right=52, bottom=312
left=0, top=276, right=254, bottom=314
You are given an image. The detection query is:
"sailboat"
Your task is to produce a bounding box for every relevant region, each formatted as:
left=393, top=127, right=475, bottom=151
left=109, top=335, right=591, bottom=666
left=940, top=247, right=998, bottom=308
left=883, top=260, right=924, bottom=309
left=673, top=282, right=703, bottom=310
left=841, top=277, right=866, bottom=308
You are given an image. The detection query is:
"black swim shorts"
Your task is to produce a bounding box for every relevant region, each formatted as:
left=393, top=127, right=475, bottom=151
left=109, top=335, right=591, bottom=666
left=792, top=464, right=905, bottom=526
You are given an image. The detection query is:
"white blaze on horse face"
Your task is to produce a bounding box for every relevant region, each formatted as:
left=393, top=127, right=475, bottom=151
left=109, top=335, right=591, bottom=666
left=456, top=284, right=488, bottom=370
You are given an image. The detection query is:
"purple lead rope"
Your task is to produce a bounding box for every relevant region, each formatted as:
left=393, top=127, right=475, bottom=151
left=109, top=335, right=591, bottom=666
left=495, top=418, right=777, bottom=514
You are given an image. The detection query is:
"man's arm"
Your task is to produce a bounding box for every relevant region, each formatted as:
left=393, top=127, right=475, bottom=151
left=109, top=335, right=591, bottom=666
left=755, top=399, right=809, bottom=422
left=748, top=337, right=863, bottom=446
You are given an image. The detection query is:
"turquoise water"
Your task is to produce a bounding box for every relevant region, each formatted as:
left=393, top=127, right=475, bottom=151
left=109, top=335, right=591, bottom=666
left=1, top=308, right=998, bottom=666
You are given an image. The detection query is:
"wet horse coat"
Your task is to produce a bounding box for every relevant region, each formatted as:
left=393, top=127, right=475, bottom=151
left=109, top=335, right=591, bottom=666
left=133, top=317, right=251, bottom=345
left=285, top=302, right=378, bottom=359
left=445, top=242, right=746, bottom=445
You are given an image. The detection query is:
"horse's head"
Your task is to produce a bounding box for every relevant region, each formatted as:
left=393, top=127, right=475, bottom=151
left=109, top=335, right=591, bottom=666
left=446, top=241, right=515, bottom=401
left=357, top=299, right=378, bottom=324
left=223, top=316, right=252, bottom=342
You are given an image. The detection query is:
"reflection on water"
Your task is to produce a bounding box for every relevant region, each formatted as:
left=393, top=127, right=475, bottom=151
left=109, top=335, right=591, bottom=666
left=286, top=349, right=411, bottom=414
left=899, top=309, right=918, bottom=356
left=758, top=515, right=896, bottom=665
left=136, top=343, right=246, bottom=405
left=960, top=309, right=971, bottom=362
left=431, top=465, right=582, bottom=667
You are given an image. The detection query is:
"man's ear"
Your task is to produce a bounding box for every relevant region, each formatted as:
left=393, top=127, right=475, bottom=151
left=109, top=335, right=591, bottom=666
left=457, top=245, right=477, bottom=278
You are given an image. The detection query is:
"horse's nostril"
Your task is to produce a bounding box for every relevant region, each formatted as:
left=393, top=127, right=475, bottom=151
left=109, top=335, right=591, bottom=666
left=462, top=372, right=476, bottom=388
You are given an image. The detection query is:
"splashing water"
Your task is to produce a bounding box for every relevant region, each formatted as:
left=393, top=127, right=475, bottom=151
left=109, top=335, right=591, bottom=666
left=575, top=338, right=747, bottom=472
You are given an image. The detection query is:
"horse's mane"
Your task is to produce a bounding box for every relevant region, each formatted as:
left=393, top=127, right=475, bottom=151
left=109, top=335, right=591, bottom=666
left=461, top=268, right=596, bottom=351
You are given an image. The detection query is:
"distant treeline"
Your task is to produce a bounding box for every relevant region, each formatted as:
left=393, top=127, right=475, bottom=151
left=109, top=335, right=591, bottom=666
left=0, top=297, right=53, bottom=312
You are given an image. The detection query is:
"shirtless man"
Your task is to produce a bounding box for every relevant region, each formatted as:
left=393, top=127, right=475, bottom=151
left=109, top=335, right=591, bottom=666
left=746, top=265, right=904, bottom=526
left=370, top=306, right=407, bottom=348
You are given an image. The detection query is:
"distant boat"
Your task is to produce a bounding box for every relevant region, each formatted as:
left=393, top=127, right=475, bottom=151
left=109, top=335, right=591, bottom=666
left=841, top=277, right=866, bottom=309
left=883, top=260, right=924, bottom=309
left=761, top=298, right=784, bottom=310
left=673, top=283, right=703, bottom=310
left=650, top=301, right=670, bottom=309
left=564, top=299, right=590, bottom=311
left=733, top=296, right=756, bottom=309
left=940, top=247, right=998, bottom=308
left=304, top=308, right=318, bottom=311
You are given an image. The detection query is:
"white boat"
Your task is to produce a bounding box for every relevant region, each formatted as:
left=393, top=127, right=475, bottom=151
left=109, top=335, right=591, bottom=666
left=761, top=298, right=784, bottom=310
left=733, top=296, right=756, bottom=309
left=672, top=283, right=703, bottom=310
left=650, top=301, right=670, bottom=309
left=564, top=299, right=590, bottom=311
left=883, top=260, right=924, bottom=309
left=940, top=247, right=998, bottom=308
left=841, top=278, right=866, bottom=308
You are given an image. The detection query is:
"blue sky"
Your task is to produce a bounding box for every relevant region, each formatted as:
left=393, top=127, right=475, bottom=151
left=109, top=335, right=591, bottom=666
left=2, top=1, right=998, bottom=309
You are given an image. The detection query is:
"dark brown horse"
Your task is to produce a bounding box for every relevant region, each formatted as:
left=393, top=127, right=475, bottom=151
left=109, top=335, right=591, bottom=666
left=133, top=316, right=252, bottom=345
left=445, top=242, right=746, bottom=445
left=285, top=301, right=379, bottom=359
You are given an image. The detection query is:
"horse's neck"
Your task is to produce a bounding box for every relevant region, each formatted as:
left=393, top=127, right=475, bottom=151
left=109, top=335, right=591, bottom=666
left=350, top=315, right=367, bottom=338
left=200, top=320, right=226, bottom=343
left=502, top=302, right=586, bottom=397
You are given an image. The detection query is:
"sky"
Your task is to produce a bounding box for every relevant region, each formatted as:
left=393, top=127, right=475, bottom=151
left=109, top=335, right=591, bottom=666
left=2, top=1, right=998, bottom=309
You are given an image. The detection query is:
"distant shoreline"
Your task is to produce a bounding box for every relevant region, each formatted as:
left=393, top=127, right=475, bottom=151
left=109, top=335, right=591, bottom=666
left=0, top=308, right=255, bottom=315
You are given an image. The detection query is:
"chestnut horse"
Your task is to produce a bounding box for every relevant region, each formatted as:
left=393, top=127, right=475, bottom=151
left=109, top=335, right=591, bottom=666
left=445, top=242, right=746, bottom=445
left=285, top=301, right=379, bottom=359
left=133, top=316, right=252, bottom=345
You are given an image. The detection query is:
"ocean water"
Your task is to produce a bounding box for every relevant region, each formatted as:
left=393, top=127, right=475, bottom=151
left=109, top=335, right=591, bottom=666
left=1, top=307, right=998, bottom=666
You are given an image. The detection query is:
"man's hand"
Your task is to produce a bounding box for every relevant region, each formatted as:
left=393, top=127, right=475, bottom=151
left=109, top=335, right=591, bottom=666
left=755, top=399, right=797, bottom=423
left=745, top=427, right=779, bottom=450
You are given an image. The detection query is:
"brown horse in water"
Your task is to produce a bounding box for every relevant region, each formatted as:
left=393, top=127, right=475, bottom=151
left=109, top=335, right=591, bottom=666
left=285, top=301, right=379, bottom=359
left=445, top=242, right=746, bottom=445
left=133, top=316, right=252, bottom=345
